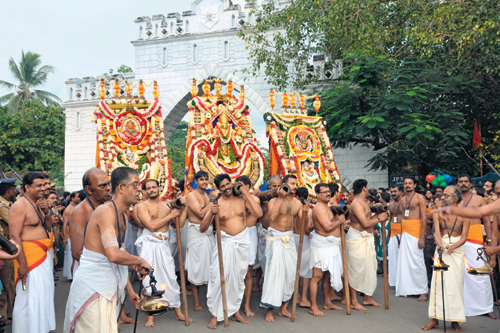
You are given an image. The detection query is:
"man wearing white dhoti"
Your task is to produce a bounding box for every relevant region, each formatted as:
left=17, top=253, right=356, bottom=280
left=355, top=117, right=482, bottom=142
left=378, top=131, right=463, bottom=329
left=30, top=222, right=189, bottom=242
left=453, top=174, right=498, bottom=319
left=202, top=174, right=263, bottom=329
left=347, top=179, right=387, bottom=311
left=62, top=192, right=80, bottom=280
left=309, top=183, right=345, bottom=317
left=236, top=175, right=261, bottom=318
left=134, top=179, right=191, bottom=327
left=185, top=171, right=213, bottom=312
left=64, top=167, right=151, bottom=333
left=395, top=176, right=429, bottom=301
left=388, top=185, right=403, bottom=287
left=423, top=185, right=470, bottom=332
left=9, top=172, right=57, bottom=333
left=260, top=175, right=308, bottom=322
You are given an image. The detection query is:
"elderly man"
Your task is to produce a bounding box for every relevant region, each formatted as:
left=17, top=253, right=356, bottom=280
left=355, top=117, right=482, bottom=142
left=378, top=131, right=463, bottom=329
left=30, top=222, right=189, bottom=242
left=64, top=167, right=151, bottom=333
left=347, top=179, right=387, bottom=311
left=10, top=173, right=55, bottom=333
left=423, top=186, right=470, bottom=332
left=202, top=174, right=262, bottom=329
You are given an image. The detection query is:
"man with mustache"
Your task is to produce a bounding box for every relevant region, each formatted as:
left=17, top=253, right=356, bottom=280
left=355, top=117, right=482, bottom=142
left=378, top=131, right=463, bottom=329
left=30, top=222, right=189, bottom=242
left=134, top=179, right=191, bottom=328
left=456, top=174, right=497, bottom=319
left=203, top=174, right=262, bottom=329
left=10, top=172, right=56, bottom=333
left=395, top=176, right=428, bottom=302
left=388, top=185, right=403, bottom=287
left=423, top=186, right=469, bottom=332
left=309, top=183, right=345, bottom=317
left=260, top=175, right=309, bottom=321
left=346, top=179, right=387, bottom=311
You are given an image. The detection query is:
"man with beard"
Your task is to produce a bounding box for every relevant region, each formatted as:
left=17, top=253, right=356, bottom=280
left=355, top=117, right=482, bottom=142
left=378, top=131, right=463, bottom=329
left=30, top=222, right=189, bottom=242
left=309, top=183, right=344, bottom=317
left=260, top=175, right=308, bottom=322
left=388, top=185, right=403, bottom=287
left=484, top=180, right=495, bottom=192
left=341, top=190, right=350, bottom=206
left=184, top=171, right=214, bottom=312
left=255, top=175, right=282, bottom=288
left=134, top=179, right=192, bottom=328
left=235, top=175, right=261, bottom=318
left=64, top=167, right=151, bottom=333
left=455, top=174, right=497, bottom=319
left=203, top=174, right=262, bottom=329
left=423, top=186, right=469, bottom=332
left=395, top=176, right=428, bottom=302
left=69, top=168, right=111, bottom=276
left=10, top=173, right=56, bottom=333
left=346, top=179, right=387, bottom=311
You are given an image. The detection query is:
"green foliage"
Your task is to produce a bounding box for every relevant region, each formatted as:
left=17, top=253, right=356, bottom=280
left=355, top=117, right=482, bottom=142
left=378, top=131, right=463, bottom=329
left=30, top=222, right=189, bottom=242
left=0, top=102, right=65, bottom=173
left=167, top=121, right=188, bottom=181
left=103, top=65, right=134, bottom=76
left=0, top=51, right=62, bottom=113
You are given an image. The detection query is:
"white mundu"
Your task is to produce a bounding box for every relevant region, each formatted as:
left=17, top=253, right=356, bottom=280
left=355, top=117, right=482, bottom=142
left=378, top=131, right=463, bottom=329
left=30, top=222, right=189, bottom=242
left=463, top=224, right=493, bottom=316
left=64, top=248, right=128, bottom=333
left=135, top=229, right=181, bottom=308
left=13, top=246, right=56, bottom=333
left=428, top=235, right=465, bottom=323
left=388, top=222, right=401, bottom=287
left=248, top=225, right=258, bottom=266
left=257, top=224, right=267, bottom=275
left=396, top=220, right=428, bottom=296
left=293, top=233, right=312, bottom=279
left=310, top=233, right=343, bottom=291
left=207, top=228, right=249, bottom=321
left=345, top=227, right=377, bottom=296
left=185, top=221, right=214, bottom=285
left=168, top=225, right=179, bottom=272
left=260, top=228, right=297, bottom=309
left=63, top=238, right=73, bottom=280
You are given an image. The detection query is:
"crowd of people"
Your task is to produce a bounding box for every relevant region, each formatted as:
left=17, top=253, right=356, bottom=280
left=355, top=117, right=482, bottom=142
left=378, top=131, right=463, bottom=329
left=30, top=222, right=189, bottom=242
left=0, top=168, right=499, bottom=333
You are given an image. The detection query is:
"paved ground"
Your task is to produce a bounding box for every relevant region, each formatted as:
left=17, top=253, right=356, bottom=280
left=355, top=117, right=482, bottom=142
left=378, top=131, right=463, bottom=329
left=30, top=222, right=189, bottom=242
left=5, top=271, right=499, bottom=333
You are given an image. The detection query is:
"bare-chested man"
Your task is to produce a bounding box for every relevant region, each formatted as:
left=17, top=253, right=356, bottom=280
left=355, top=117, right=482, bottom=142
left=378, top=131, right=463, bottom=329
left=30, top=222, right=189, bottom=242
left=202, top=174, right=263, bottom=329
left=64, top=167, right=151, bottom=333
left=235, top=175, right=261, bottom=318
left=260, top=175, right=309, bottom=322
left=254, top=175, right=282, bottom=290
left=455, top=174, right=497, bottom=319
left=423, top=186, right=469, bottom=332
left=134, top=179, right=191, bottom=328
left=62, top=191, right=81, bottom=280
left=9, top=172, right=56, bottom=333
left=388, top=185, right=403, bottom=287
left=309, top=183, right=345, bottom=317
left=347, top=179, right=387, bottom=311
left=184, top=171, right=213, bottom=312
left=395, top=176, right=428, bottom=301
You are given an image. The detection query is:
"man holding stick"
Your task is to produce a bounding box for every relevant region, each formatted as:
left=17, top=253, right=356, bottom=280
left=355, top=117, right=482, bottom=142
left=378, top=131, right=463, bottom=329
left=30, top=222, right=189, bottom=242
left=309, top=183, right=345, bottom=316
left=203, top=174, right=263, bottom=329
left=260, top=175, right=308, bottom=321
left=346, top=179, right=387, bottom=311
left=388, top=185, right=403, bottom=287
left=184, top=171, right=214, bottom=312
left=134, top=179, right=192, bottom=327
left=423, top=186, right=469, bottom=332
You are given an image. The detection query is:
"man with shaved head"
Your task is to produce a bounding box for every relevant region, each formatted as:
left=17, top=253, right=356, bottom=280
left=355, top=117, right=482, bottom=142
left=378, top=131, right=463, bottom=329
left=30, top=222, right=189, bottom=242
left=69, top=167, right=111, bottom=277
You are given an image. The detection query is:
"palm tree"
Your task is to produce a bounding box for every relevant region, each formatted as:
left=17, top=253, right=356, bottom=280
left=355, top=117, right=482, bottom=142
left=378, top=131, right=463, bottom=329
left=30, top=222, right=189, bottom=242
left=0, top=51, right=61, bottom=113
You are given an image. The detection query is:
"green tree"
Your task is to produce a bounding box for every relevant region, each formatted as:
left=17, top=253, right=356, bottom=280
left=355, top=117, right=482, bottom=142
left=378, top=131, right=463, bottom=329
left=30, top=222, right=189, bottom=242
left=0, top=102, right=65, bottom=172
left=0, top=51, right=62, bottom=113
left=103, top=65, right=134, bottom=76
left=167, top=121, right=188, bottom=181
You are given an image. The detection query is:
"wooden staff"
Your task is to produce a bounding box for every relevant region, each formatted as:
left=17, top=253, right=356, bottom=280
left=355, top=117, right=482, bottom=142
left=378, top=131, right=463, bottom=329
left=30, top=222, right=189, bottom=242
left=213, top=195, right=229, bottom=327
left=381, top=218, right=389, bottom=309
left=291, top=198, right=311, bottom=322
left=340, top=221, right=351, bottom=315
left=174, top=216, right=190, bottom=326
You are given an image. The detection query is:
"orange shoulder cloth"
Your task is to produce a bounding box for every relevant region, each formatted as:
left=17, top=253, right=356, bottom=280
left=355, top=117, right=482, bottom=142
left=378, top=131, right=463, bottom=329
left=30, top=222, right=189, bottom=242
left=402, top=220, right=422, bottom=239
left=14, top=237, right=54, bottom=284
left=466, top=224, right=483, bottom=245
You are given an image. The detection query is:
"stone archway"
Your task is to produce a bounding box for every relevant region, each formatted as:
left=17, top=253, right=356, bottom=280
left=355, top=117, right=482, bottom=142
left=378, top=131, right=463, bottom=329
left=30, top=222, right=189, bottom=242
left=161, top=62, right=272, bottom=143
